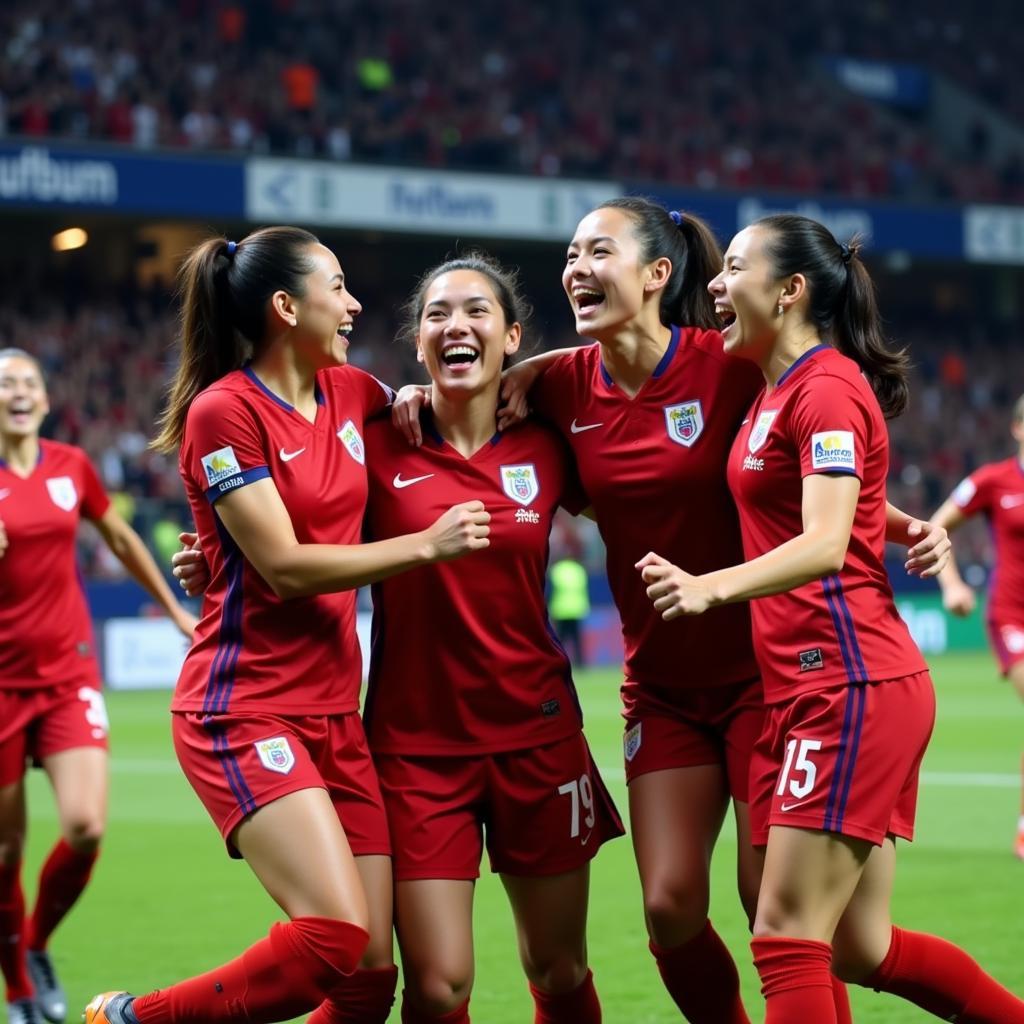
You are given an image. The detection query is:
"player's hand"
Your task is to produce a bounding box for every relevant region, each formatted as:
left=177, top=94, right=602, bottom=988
left=904, top=519, right=951, bottom=577
left=0, top=518, right=7, bottom=559
left=391, top=385, right=432, bottom=447
left=636, top=551, right=712, bottom=618
left=941, top=579, right=976, bottom=618
left=497, top=362, right=537, bottom=431
left=424, top=501, right=491, bottom=561
left=172, top=530, right=211, bottom=598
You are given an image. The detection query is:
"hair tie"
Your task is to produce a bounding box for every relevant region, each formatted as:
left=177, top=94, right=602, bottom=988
left=839, top=242, right=852, bottom=264
left=226, top=240, right=238, bottom=257
left=669, top=210, right=683, bottom=226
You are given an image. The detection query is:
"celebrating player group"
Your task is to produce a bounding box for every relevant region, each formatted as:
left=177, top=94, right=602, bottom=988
left=2, top=195, right=1022, bottom=1024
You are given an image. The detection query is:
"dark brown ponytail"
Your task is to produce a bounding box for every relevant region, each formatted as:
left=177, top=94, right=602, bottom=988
left=152, top=226, right=320, bottom=452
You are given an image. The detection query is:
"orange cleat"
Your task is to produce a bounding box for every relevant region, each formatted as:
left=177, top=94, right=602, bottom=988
left=1015, top=824, right=1024, bottom=861
left=82, top=992, right=137, bottom=1024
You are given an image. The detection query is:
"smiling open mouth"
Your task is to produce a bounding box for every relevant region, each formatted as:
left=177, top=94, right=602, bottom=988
left=574, top=287, right=605, bottom=312
left=442, top=345, right=479, bottom=367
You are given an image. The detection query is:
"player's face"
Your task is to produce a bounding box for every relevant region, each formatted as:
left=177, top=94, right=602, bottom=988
left=708, top=225, right=781, bottom=362
left=416, top=270, right=521, bottom=397
left=0, top=355, right=49, bottom=439
left=290, top=244, right=362, bottom=368
left=563, top=208, right=655, bottom=338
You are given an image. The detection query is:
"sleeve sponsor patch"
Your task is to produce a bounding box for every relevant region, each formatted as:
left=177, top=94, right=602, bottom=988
left=810, top=431, right=856, bottom=472
left=201, top=445, right=242, bottom=486
left=952, top=476, right=976, bottom=507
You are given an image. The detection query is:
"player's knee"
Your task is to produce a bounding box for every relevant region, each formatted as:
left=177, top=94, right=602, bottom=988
left=642, top=876, right=710, bottom=942
left=520, top=948, right=588, bottom=994
left=62, top=815, right=104, bottom=850
left=405, top=967, right=472, bottom=1016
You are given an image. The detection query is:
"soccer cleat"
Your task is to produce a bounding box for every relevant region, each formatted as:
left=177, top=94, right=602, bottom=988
left=7, top=998, right=44, bottom=1024
left=81, top=993, right=137, bottom=1024
left=26, top=949, right=67, bottom=1023
left=1015, top=824, right=1024, bottom=861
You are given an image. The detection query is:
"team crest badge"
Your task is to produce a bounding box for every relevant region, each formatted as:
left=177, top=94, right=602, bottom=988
left=337, top=420, right=365, bottom=465
left=663, top=401, right=704, bottom=447
left=500, top=464, right=540, bottom=506
left=747, top=410, right=778, bottom=453
left=45, top=475, right=78, bottom=511
left=624, top=722, right=642, bottom=762
left=255, top=736, right=295, bottom=775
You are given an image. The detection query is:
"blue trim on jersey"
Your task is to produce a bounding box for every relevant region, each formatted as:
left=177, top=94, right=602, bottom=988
left=361, top=581, right=386, bottom=735
left=651, top=324, right=681, bottom=378
left=822, top=684, right=866, bottom=833
left=598, top=360, right=614, bottom=388
left=243, top=365, right=294, bottom=411
left=811, top=467, right=858, bottom=476
left=0, top=447, right=43, bottom=469
left=203, top=520, right=246, bottom=713
left=206, top=718, right=257, bottom=817
left=821, top=575, right=868, bottom=682
left=776, top=344, right=831, bottom=389
left=205, top=465, right=271, bottom=504
left=421, top=408, right=445, bottom=446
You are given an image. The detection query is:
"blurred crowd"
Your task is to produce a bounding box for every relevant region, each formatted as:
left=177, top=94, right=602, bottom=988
left=0, top=280, right=1018, bottom=581
left=1, top=0, right=1023, bottom=202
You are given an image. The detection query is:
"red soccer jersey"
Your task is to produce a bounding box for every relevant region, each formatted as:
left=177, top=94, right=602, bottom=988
left=174, top=365, right=393, bottom=715
left=362, top=415, right=588, bottom=755
left=0, top=441, right=110, bottom=690
left=726, top=345, right=926, bottom=703
left=950, top=456, right=1024, bottom=619
left=530, top=325, right=762, bottom=688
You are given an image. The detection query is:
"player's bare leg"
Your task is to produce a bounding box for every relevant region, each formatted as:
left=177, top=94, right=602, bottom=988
left=394, top=879, right=474, bottom=1019
left=631, top=763, right=750, bottom=1022
left=88, top=788, right=371, bottom=1024
left=1007, top=661, right=1024, bottom=859
left=502, top=865, right=600, bottom=1022
left=308, top=854, right=397, bottom=1024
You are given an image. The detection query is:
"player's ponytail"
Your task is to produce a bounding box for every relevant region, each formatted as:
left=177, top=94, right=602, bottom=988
left=596, top=197, right=721, bottom=330
left=152, top=226, right=320, bottom=452
left=757, top=214, right=910, bottom=419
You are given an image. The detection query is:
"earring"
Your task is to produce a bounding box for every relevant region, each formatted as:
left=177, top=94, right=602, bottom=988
left=777, top=303, right=784, bottom=316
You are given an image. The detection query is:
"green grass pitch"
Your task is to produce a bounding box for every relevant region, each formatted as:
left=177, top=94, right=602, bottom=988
left=21, top=651, right=1023, bottom=1022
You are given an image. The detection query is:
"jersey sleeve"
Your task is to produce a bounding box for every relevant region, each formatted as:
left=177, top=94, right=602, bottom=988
left=76, top=449, right=112, bottom=521
left=791, top=373, right=873, bottom=481
left=529, top=350, right=578, bottom=422
left=182, top=389, right=271, bottom=504
left=950, top=465, right=994, bottom=516
left=350, top=366, right=395, bottom=419
left=556, top=436, right=590, bottom=516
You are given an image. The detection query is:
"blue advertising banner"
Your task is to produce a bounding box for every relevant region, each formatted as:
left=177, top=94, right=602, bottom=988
left=633, top=186, right=965, bottom=260
left=0, top=143, right=244, bottom=217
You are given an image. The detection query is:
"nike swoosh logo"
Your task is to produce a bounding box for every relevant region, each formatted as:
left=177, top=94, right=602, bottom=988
left=741, top=419, right=750, bottom=425
left=279, top=447, right=306, bottom=462
left=580, top=829, right=593, bottom=846
left=780, top=799, right=813, bottom=812
left=393, top=473, right=435, bottom=489
left=570, top=419, right=603, bottom=434
left=1000, top=494, right=1024, bottom=509
left=0, top=488, right=9, bottom=500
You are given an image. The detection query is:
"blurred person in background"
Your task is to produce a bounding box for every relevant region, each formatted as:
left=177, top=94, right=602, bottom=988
left=0, top=348, right=196, bottom=1024
left=548, top=531, right=591, bottom=667
left=931, top=392, right=1024, bottom=859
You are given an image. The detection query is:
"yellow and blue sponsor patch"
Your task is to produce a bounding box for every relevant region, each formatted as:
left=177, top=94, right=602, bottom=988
left=810, top=431, right=856, bottom=472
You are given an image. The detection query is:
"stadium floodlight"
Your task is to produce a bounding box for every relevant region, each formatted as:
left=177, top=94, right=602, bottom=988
left=51, top=227, right=88, bottom=251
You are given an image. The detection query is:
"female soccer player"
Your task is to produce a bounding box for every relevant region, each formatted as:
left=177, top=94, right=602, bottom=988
left=639, top=213, right=1024, bottom=1023
left=85, top=227, right=490, bottom=1024
left=175, top=252, right=624, bottom=1024
left=931, top=395, right=1024, bottom=859
left=0, top=348, right=196, bottom=1024
left=395, top=197, right=946, bottom=1024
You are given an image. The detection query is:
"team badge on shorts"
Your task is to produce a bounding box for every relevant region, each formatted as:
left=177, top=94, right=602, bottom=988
left=337, top=420, right=365, bottom=465
left=45, top=475, right=78, bottom=511
left=254, top=736, right=295, bottom=775
left=810, top=431, right=856, bottom=472
left=624, top=722, right=642, bottom=762
left=663, top=401, right=704, bottom=447
left=748, top=410, right=778, bottom=453
left=500, top=464, right=539, bottom=506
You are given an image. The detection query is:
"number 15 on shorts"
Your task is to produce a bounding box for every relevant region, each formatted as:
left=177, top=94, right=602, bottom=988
left=558, top=774, right=595, bottom=840
left=777, top=738, right=822, bottom=807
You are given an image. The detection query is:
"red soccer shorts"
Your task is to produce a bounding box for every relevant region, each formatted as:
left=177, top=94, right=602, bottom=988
left=749, top=671, right=935, bottom=847
left=374, top=731, right=625, bottom=880
left=986, top=616, right=1024, bottom=676
left=620, top=676, right=764, bottom=800
left=0, top=684, right=110, bottom=786
left=172, top=710, right=390, bottom=858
